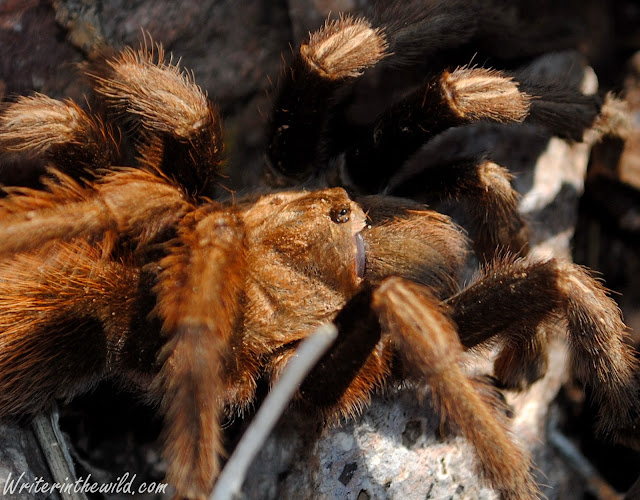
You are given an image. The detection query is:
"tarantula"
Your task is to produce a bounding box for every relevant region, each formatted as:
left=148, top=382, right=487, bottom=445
left=0, top=6, right=638, bottom=500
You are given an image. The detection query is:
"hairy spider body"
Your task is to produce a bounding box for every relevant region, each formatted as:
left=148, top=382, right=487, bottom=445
left=0, top=7, right=638, bottom=500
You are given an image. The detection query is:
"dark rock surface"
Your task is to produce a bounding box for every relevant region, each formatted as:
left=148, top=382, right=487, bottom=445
left=0, top=421, right=57, bottom=500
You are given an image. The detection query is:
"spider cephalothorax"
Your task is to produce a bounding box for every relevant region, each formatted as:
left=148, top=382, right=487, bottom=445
left=0, top=8, right=638, bottom=500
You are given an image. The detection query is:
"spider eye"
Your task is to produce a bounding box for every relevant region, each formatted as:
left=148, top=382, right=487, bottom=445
left=330, top=206, right=351, bottom=223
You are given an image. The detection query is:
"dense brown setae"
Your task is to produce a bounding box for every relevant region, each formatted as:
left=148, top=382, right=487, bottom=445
left=0, top=7, right=638, bottom=500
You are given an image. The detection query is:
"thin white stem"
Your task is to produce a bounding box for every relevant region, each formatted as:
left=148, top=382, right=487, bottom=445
left=210, top=323, right=338, bottom=500
left=32, top=407, right=87, bottom=500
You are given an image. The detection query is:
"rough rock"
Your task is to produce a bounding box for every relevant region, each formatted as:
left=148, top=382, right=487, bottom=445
left=0, top=421, right=57, bottom=500
left=243, top=340, right=579, bottom=500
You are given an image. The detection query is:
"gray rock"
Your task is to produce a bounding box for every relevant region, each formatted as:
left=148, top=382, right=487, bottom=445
left=0, top=421, right=58, bottom=500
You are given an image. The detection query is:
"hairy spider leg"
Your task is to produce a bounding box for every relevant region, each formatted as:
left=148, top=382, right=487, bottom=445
left=342, top=66, right=532, bottom=193
left=372, top=0, right=598, bottom=68
left=265, top=4, right=606, bottom=191
left=266, top=15, right=389, bottom=182
left=514, top=67, right=604, bottom=142
left=152, top=205, right=247, bottom=499
left=289, top=281, right=538, bottom=500
left=448, top=256, right=640, bottom=446
left=0, top=40, right=226, bottom=197
left=373, top=277, right=539, bottom=500
left=0, top=241, right=145, bottom=417
left=85, top=41, right=224, bottom=197
left=0, top=197, right=251, bottom=500
left=0, top=168, right=192, bottom=258
left=296, top=286, right=389, bottom=419
left=0, top=94, right=121, bottom=178
left=388, top=156, right=529, bottom=261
